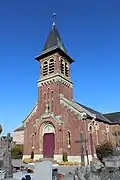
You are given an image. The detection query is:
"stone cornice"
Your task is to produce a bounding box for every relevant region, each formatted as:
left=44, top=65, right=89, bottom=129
left=37, top=73, right=73, bottom=88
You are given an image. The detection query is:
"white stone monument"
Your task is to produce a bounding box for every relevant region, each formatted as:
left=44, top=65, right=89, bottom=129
left=34, top=161, right=52, bottom=180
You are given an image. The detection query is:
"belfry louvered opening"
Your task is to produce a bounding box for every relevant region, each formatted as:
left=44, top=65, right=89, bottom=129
left=65, top=62, right=69, bottom=77
left=60, top=59, right=64, bottom=74
left=49, top=59, right=54, bottom=74
left=43, top=61, right=48, bottom=76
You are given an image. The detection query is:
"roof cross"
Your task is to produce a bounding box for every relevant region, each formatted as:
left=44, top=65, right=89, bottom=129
left=52, top=13, right=56, bottom=27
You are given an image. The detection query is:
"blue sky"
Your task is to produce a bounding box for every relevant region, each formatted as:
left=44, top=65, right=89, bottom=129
left=0, top=0, right=120, bottom=135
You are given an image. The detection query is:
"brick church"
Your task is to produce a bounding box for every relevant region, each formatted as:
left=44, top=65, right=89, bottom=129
left=22, top=22, right=120, bottom=163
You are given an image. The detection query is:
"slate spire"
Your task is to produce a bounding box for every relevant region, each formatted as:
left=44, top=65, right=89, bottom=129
left=35, top=18, right=74, bottom=63
left=42, top=23, right=67, bottom=54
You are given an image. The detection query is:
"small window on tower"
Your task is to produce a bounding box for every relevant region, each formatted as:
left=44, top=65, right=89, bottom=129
left=47, top=88, right=50, bottom=102
left=44, top=93, right=47, bottom=102
left=65, top=62, right=69, bottom=77
left=44, top=93, right=47, bottom=111
left=67, top=131, right=71, bottom=148
left=43, top=61, right=48, bottom=76
left=51, top=90, right=54, bottom=100
left=49, top=59, right=54, bottom=74
left=51, top=90, right=54, bottom=112
left=60, top=59, right=64, bottom=74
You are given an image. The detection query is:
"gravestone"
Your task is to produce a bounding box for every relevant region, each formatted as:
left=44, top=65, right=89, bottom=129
left=0, top=170, right=5, bottom=180
left=0, top=128, right=13, bottom=179
left=104, top=156, right=120, bottom=168
left=73, top=157, right=120, bottom=180
left=34, top=160, right=52, bottom=180
left=3, top=133, right=13, bottom=178
left=0, top=151, right=4, bottom=169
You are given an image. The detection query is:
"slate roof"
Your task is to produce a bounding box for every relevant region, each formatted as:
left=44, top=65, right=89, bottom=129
left=104, top=112, right=120, bottom=124
left=14, top=126, right=24, bottom=132
left=42, top=24, right=67, bottom=54
left=76, top=102, right=111, bottom=124
left=35, top=24, right=74, bottom=63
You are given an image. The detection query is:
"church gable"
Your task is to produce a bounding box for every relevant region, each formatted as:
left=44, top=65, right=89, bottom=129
left=23, top=103, right=38, bottom=126
left=34, top=104, right=63, bottom=127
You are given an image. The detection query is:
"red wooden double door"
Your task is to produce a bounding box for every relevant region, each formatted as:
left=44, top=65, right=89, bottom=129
left=43, top=133, right=55, bottom=158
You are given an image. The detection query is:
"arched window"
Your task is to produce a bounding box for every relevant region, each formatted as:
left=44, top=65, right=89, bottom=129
left=94, top=122, right=99, bottom=145
left=60, top=59, right=64, bottom=74
left=43, top=61, right=48, bottom=76
left=31, top=133, right=35, bottom=148
left=44, top=93, right=47, bottom=101
left=65, top=62, right=69, bottom=77
left=47, top=88, right=50, bottom=102
left=49, top=59, right=54, bottom=74
left=51, top=90, right=54, bottom=100
left=89, top=125, right=93, bottom=134
left=43, top=124, right=55, bottom=135
left=67, top=131, right=71, bottom=147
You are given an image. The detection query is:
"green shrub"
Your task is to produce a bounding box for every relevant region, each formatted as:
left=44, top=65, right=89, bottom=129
left=11, top=144, right=23, bottom=159
left=62, top=151, right=68, bottom=162
left=96, top=141, right=113, bottom=163
left=31, top=151, right=34, bottom=159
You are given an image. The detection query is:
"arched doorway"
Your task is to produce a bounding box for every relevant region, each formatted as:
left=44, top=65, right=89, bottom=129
left=43, top=124, right=55, bottom=158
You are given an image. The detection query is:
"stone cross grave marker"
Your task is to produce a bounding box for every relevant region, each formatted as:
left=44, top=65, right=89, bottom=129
left=3, top=133, right=13, bottom=178
left=75, top=133, right=87, bottom=163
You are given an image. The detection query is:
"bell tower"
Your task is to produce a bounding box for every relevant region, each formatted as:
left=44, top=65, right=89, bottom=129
left=35, top=22, right=74, bottom=116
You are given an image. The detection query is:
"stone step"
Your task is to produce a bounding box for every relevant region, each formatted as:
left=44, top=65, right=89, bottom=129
left=39, top=158, right=58, bottom=164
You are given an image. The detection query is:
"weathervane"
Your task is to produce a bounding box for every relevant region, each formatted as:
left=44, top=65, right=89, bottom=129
left=52, top=12, right=56, bottom=27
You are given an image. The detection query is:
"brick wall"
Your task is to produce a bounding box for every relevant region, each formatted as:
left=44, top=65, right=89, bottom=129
left=23, top=52, right=120, bottom=158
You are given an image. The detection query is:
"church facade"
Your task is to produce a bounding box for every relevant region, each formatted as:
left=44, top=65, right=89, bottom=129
left=22, top=23, right=120, bottom=163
